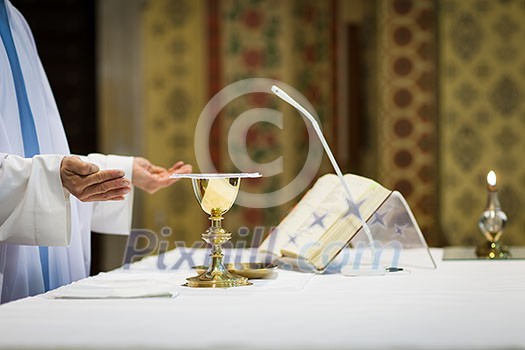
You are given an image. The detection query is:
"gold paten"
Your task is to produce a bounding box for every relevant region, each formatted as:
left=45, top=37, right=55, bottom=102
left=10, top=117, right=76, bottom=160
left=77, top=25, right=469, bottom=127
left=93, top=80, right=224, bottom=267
left=194, top=263, right=278, bottom=280
left=184, top=177, right=252, bottom=288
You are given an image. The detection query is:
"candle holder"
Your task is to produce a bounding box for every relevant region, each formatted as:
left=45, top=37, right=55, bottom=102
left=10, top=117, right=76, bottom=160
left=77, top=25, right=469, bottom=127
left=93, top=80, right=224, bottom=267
left=476, top=171, right=510, bottom=259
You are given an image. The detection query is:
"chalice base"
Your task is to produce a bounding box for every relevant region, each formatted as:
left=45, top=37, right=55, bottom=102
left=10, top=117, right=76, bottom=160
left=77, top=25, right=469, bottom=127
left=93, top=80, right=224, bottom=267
left=475, top=241, right=511, bottom=259
left=184, top=268, right=252, bottom=288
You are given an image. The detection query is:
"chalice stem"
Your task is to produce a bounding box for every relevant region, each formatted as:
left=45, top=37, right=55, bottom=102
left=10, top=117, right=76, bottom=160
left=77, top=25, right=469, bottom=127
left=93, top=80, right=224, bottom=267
left=209, top=251, right=225, bottom=274
left=210, top=234, right=225, bottom=272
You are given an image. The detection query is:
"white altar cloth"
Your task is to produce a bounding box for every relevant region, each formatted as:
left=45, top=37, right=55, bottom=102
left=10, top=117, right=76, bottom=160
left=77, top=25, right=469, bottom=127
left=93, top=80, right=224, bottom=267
left=0, top=248, right=524, bottom=350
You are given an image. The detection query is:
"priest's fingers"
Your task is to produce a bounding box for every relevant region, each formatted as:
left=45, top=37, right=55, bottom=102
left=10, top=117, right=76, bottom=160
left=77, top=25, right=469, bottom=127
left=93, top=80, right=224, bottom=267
left=171, top=164, right=192, bottom=175
left=78, top=177, right=131, bottom=201
left=168, top=161, right=185, bottom=172
left=148, top=164, right=168, bottom=174
left=81, top=187, right=130, bottom=202
left=61, top=156, right=99, bottom=176
left=82, top=169, right=126, bottom=188
left=61, top=156, right=125, bottom=187
left=164, top=164, right=192, bottom=186
left=62, top=169, right=126, bottom=198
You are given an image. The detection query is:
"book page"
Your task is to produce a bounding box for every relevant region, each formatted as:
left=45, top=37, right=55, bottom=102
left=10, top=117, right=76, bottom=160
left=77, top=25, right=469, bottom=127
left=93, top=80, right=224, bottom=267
left=259, top=173, right=391, bottom=270
left=258, top=174, right=340, bottom=256
left=306, top=184, right=391, bottom=270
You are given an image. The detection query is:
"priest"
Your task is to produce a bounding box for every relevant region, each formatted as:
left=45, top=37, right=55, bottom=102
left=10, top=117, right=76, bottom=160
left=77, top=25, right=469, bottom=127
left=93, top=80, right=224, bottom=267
left=0, top=0, right=191, bottom=303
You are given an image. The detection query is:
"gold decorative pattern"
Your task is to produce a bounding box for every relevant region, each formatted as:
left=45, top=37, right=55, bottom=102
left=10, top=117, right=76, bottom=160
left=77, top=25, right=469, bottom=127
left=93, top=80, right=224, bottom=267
left=439, top=0, right=525, bottom=245
left=375, top=0, right=441, bottom=245
left=142, top=0, right=207, bottom=245
left=217, top=0, right=337, bottom=243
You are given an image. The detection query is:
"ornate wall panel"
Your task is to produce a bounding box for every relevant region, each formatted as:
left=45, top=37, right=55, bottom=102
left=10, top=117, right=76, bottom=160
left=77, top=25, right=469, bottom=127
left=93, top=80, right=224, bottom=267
left=375, top=0, right=441, bottom=245
left=217, top=0, right=337, bottom=244
left=439, top=0, right=525, bottom=245
left=141, top=0, right=207, bottom=244
left=218, top=0, right=288, bottom=240
left=291, top=1, right=337, bottom=178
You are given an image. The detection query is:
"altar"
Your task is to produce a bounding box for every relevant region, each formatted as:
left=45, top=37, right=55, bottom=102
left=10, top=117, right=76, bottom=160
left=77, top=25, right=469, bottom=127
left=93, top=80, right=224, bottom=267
left=0, top=248, right=524, bottom=349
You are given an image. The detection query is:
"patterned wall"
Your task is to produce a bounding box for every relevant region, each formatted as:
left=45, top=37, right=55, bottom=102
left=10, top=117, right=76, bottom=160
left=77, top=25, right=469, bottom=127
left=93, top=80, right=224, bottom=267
left=374, top=0, right=441, bottom=245
left=141, top=0, right=207, bottom=244
left=218, top=0, right=288, bottom=235
left=102, top=0, right=525, bottom=250
left=292, top=1, right=337, bottom=175
left=439, top=0, right=525, bottom=245
left=216, top=0, right=337, bottom=243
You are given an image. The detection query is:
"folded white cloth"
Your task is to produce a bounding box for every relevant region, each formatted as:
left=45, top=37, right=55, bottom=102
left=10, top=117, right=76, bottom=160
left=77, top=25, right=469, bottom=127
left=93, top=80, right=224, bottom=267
left=47, top=273, right=180, bottom=299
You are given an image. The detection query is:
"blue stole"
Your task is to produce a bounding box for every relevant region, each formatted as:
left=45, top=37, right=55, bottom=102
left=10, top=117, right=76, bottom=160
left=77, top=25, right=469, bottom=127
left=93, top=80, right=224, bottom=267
left=0, top=0, right=50, bottom=291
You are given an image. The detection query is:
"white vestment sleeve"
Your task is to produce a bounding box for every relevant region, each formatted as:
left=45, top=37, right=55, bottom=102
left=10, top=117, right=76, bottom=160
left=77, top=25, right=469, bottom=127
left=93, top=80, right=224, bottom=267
left=0, top=153, right=70, bottom=246
left=83, top=154, right=134, bottom=235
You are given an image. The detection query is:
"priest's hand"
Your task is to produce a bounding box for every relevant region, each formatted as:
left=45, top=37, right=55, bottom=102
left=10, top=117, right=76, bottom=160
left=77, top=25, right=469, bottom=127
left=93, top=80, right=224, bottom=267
left=60, top=156, right=131, bottom=201
left=132, top=157, right=192, bottom=194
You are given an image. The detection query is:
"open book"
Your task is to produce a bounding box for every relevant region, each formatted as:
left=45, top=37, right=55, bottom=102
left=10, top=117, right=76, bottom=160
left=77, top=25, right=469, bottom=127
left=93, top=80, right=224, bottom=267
left=258, top=173, right=392, bottom=272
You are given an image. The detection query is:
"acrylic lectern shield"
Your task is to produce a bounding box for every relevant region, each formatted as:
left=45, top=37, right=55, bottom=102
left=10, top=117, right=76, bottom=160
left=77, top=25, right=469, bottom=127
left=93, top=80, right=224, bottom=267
left=344, top=191, right=437, bottom=271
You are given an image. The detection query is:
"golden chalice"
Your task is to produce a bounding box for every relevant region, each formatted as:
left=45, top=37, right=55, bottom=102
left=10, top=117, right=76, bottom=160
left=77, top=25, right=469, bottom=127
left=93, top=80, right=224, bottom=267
left=170, top=173, right=261, bottom=288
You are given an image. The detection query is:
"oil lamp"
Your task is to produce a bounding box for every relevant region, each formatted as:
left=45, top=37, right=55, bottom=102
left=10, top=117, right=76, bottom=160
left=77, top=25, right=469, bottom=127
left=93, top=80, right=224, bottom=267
left=476, top=171, right=510, bottom=259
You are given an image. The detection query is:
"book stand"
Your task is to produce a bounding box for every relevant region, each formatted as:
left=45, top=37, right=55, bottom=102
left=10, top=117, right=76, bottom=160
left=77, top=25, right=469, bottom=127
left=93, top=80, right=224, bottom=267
left=342, top=191, right=437, bottom=273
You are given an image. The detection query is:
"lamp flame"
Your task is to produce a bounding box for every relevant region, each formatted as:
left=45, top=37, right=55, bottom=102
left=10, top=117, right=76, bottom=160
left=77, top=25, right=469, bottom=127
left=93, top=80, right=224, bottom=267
left=487, top=170, right=497, bottom=187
